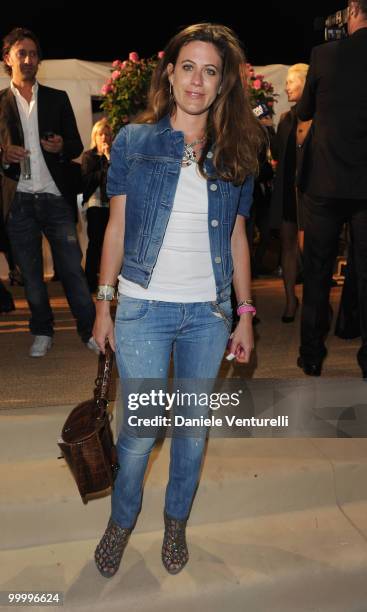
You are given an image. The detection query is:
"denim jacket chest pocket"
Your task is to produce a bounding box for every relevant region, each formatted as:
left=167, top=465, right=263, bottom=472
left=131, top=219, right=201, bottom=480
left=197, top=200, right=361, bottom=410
left=125, top=154, right=181, bottom=265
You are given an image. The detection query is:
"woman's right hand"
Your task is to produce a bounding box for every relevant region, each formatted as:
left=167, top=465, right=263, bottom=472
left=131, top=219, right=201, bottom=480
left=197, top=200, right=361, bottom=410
left=93, top=304, right=115, bottom=353
left=102, top=142, right=111, bottom=160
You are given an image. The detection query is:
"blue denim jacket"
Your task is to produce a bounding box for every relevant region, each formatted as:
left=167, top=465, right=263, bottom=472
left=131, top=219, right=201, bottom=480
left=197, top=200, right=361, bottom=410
left=107, top=115, right=254, bottom=301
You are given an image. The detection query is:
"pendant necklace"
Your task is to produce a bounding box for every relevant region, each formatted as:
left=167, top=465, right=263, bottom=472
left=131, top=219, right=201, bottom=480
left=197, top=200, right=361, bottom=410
left=182, top=136, right=206, bottom=167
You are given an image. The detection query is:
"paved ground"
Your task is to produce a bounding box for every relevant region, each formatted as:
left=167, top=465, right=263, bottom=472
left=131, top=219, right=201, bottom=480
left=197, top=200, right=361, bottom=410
left=0, top=277, right=362, bottom=410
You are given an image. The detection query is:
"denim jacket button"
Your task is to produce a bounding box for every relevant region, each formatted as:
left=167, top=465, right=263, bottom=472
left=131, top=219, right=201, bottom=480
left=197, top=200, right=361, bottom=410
left=211, top=219, right=219, bottom=227
left=210, top=183, right=218, bottom=191
left=214, top=256, right=221, bottom=264
left=207, top=151, right=213, bottom=159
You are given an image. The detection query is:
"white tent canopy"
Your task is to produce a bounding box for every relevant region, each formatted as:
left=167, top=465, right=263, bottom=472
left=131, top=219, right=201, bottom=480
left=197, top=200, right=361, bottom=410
left=0, top=60, right=290, bottom=278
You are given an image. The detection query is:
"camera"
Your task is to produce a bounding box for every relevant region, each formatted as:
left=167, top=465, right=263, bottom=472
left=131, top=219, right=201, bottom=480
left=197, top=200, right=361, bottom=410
left=324, top=7, right=349, bottom=40
left=42, top=131, right=55, bottom=140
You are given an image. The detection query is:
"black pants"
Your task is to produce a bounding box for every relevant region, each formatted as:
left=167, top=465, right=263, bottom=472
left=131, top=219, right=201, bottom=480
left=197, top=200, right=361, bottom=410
left=301, top=194, right=367, bottom=367
left=85, top=206, right=109, bottom=292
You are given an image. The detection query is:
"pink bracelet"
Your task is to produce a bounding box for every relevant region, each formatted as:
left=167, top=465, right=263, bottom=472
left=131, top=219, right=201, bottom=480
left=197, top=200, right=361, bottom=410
left=237, top=305, right=256, bottom=317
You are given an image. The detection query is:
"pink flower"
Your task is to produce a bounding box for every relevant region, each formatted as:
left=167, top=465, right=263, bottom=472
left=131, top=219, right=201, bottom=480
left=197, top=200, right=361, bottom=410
left=253, top=79, right=262, bottom=90
left=129, top=51, right=139, bottom=62
left=158, top=51, right=165, bottom=59
left=121, top=60, right=128, bottom=69
left=111, top=70, right=121, bottom=81
left=112, top=59, right=121, bottom=68
left=101, top=83, right=112, bottom=95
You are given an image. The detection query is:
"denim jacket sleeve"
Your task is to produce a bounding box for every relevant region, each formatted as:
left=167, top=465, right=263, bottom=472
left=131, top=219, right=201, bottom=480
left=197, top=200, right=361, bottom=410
left=107, top=126, right=129, bottom=197
left=237, top=175, right=254, bottom=218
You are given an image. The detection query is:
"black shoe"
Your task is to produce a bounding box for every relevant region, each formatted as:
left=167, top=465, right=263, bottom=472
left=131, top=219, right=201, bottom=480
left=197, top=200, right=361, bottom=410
left=357, top=355, right=367, bottom=380
left=297, top=356, right=322, bottom=377
left=281, top=297, right=299, bottom=323
left=0, top=292, right=15, bottom=314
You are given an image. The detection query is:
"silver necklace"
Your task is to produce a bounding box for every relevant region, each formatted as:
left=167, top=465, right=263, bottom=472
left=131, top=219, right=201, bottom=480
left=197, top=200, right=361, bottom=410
left=182, top=136, right=206, bottom=167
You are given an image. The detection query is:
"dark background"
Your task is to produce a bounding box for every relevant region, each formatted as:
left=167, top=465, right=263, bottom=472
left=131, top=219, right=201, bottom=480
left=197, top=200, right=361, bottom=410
left=2, top=1, right=346, bottom=65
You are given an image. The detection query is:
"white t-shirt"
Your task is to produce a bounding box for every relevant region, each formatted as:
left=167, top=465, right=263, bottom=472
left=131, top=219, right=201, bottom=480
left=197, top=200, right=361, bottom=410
left=119, top=163, right=216, bottom=302
left=11, top=81, right=60, bottom=196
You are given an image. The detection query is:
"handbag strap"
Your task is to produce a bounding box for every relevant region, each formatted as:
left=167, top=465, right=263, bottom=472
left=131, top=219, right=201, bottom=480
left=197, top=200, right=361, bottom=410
left=94, top=343, right=114, bottom=403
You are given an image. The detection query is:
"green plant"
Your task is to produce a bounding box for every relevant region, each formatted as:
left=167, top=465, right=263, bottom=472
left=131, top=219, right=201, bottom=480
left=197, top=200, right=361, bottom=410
left=101, top=51, right=162, bottom=134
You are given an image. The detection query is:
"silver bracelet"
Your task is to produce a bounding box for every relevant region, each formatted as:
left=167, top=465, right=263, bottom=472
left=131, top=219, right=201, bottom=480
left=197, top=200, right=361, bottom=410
left=96, top=284, right=115, bottom=301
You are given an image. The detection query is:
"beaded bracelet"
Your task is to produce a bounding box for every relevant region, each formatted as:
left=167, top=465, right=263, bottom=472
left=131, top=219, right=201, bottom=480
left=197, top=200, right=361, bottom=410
left=237, top=304, right=256, bottom=317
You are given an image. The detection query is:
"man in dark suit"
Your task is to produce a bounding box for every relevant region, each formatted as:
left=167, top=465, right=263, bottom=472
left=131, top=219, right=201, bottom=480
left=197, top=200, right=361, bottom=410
left=0, top=27, right=97, bottom=357
left=297, top=0, right=367, bottom=378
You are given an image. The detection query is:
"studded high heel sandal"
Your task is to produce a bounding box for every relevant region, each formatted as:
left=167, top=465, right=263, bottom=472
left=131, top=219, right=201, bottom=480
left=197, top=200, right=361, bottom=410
left=161, top=512, right=189, bottom=574
left=94, top=518, right=132, bottom=578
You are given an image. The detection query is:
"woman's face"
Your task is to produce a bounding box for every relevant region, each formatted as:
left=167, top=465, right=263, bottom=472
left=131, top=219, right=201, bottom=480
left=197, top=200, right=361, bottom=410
left=95, top=127, right=112, bottom=153
left=167, top=40, right=223, bottom=119
left=285, top=73, right=305, bottom=103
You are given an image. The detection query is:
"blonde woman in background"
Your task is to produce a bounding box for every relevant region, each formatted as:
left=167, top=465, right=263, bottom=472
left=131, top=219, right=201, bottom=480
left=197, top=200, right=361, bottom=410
left=269, top=63, right=311, bottom=322
left=81, top=118, right=113, bottom=292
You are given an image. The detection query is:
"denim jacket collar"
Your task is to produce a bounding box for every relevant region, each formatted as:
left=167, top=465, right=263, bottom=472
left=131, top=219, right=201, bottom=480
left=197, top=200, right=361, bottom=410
left=156, top=114, right=173, bottom=135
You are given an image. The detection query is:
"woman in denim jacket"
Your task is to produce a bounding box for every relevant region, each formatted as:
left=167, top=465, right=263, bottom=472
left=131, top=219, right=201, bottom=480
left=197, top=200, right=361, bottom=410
left=93, top=23, right=264, bottom=577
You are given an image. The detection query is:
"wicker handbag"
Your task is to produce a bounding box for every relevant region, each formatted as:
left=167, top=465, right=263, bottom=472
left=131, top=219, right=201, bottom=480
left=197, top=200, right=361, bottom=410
left=58, top=343, right=119, bottom=503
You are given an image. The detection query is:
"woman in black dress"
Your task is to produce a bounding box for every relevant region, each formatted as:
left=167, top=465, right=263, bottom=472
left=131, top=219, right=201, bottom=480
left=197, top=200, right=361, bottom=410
left=270, top=64, right=311, bottom=322
left=81, top=118, right=112, bottom=293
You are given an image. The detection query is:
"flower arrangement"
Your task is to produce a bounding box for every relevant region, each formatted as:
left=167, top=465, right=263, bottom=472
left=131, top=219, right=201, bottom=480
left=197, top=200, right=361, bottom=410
left=101, top=51, right=164, bottom=133
left=241, top=63, right=278, bottom=118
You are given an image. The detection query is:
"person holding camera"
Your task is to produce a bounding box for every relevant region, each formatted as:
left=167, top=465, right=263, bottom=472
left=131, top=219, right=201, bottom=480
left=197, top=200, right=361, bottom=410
left=0, top=27, right=96, bottom=357
left=297, top=0, right=367, bottom=378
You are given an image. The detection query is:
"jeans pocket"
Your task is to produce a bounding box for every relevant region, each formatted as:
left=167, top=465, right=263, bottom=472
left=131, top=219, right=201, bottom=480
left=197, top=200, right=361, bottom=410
left=210, top=299, right=233, bottom=332
left=116, top=295, right=150, bottom=322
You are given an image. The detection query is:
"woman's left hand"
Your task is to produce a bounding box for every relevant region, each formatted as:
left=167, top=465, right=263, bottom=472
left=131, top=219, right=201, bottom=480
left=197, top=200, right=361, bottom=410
left=229, top=315, right=254, bottom=363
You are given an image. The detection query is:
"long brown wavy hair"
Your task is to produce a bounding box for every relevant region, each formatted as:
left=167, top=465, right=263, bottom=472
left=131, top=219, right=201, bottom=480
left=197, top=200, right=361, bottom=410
left=136, top=23, right=265, bottom=184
